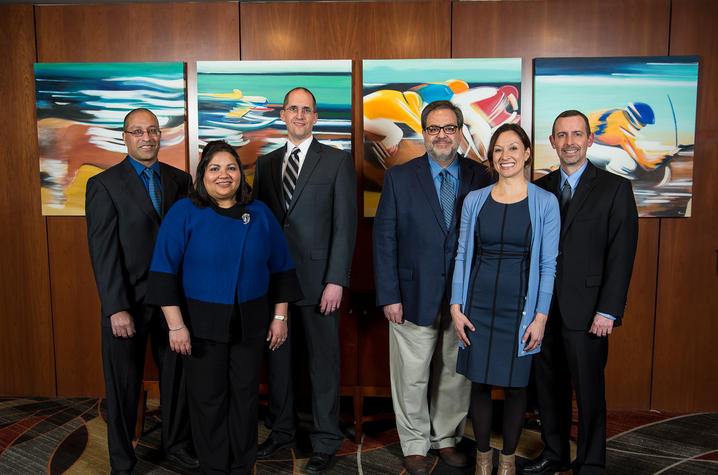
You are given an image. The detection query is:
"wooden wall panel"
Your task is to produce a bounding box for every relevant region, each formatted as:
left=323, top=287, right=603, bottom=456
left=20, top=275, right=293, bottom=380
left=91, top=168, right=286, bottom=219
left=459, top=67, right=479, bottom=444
left=0, top=5, right=56, bottom=396
left=452, top=0, right=670, bottom=410
left=240, top=0, right=452, bottom=390
left=35, top=2, right=241, bottom=397
left=651, top=0, right=718, bottom=411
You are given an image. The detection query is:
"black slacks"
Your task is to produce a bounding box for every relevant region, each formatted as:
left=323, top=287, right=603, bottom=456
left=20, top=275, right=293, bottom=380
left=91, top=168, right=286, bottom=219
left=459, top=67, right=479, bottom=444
left=264, top=304, right=343, bottom=454
left=101, top=307, right=191, bottom=472
left=184, top=335, right=264, bottom=474
left=532, top=311, right=609, bottom=475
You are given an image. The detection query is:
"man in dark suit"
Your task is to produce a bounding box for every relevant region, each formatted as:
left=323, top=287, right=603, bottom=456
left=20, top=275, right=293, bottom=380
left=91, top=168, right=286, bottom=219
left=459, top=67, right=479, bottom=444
left=252, top=87, right=357, bottom=474
left=525, top=110, right=639, bottom=475
left=373, top=100, right=492, bottom=475
left=86, top=108, right=196, bottom=474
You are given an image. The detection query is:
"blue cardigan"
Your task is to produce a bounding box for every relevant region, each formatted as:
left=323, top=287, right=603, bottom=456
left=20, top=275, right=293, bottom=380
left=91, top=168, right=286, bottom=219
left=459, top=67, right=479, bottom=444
left=147, top=198, right=302, bottom=342
left=450, top=183, right=560, bottom=356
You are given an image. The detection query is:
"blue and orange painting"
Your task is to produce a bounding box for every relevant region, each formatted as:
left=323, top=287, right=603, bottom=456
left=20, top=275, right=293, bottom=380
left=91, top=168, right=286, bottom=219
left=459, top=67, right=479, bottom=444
left=362, top=58, right=522, bottom=216
left=196, top=60, right=352, bottom=184
left=534, top=56, right=699, bottom=217
left=34, top=62, right=186, bottom=216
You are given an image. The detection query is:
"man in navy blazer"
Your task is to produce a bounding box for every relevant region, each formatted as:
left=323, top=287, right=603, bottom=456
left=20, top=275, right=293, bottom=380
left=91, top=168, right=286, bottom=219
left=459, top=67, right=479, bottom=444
left=373, top=100, right=492, bottom=475
left=525, top=110, right=638, bottom=475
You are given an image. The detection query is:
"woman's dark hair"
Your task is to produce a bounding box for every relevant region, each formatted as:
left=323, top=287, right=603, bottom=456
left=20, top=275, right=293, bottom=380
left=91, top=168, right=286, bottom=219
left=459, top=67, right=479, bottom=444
left=486, top=123, right=532, bottom=172
left=190, top=140, right=252, bottom=208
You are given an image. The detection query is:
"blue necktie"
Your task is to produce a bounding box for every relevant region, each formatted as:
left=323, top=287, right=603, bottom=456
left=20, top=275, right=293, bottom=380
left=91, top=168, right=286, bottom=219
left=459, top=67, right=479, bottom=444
left=439, top=170, right=455, bottom=228
left=560, top=181, right=572, bottom=220
left=143, top=167, right=162, bottom=216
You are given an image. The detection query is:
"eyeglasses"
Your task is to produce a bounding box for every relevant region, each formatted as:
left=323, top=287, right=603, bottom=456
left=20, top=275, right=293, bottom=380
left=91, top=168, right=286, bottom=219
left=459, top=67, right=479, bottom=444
left=125, top=128, right=161, bottom=137
left=424, top=125, right=459, bottom=135
left=284, top=106, right=314, bottom=115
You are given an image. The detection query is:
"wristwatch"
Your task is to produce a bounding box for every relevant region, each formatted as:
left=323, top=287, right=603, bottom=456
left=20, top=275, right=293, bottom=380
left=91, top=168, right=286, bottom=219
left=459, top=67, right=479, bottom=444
left=273, top=314, right=287, bottom=321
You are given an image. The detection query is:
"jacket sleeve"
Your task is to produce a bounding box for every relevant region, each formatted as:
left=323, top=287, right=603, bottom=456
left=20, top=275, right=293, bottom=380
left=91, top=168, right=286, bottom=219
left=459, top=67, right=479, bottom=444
left=146, top=201, right=189, bottom=307
left=536, top=193, right=560, bottom=315
left=86, top=176, right=130, bottom=318
left=373, top=168, right=401, bottom=306
left=324, top=151, right=357, bottom=288
left=450, top=193, right=475, bottom=307
left=595, top=179, right=639, bottom=323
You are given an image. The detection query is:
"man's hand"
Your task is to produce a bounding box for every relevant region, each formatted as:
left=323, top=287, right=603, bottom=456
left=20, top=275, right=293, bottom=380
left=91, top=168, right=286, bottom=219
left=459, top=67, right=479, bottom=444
left=320, top=283, right=343, bottom=315
left=589, top=313, right=614, bottom=337
left=383, top=303, right=403, bottom=323
left=110, top=311, right=135, bottom=338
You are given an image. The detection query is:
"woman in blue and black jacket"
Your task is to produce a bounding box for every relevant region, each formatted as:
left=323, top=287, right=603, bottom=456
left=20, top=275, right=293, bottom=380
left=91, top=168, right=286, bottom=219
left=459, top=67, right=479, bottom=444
left=147, top=140, right=302, bottom=474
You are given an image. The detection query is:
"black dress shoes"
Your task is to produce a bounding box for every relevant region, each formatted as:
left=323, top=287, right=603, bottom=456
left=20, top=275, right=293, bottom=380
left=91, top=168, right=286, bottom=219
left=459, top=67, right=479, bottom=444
left=167, top=448, right=200, bottom=469
left=306, top=452, right=333, bottom=474
left=521, top=455, right=570, bottom=474
left=257, top=437, right=296, bottom=459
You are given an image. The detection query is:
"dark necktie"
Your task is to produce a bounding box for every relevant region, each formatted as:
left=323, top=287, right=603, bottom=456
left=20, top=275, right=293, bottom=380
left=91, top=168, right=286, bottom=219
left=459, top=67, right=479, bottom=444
left=143, top=167, right=162, bottom=216
left=439, top=170, right=455, bottom=228
left=282, top=147, right=300, bottom=210
left=560, top=181, right=572, bottom=219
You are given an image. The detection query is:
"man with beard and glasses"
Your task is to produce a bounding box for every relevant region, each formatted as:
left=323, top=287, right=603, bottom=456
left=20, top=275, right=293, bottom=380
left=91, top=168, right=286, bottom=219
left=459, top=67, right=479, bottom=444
left=524, top=110, right=638, bottom=475
left=373, top=100, right=492, bottom=475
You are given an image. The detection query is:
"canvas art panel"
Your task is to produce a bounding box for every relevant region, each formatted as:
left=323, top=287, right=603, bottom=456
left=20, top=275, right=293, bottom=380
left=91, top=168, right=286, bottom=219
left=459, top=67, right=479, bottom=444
left=35, top=62, right=186, bottom=216
left=362, top=58, right=522, bottom=217
left=533, top=56, right=699, bottom=217
left=196, top=60, right=352, bottom=185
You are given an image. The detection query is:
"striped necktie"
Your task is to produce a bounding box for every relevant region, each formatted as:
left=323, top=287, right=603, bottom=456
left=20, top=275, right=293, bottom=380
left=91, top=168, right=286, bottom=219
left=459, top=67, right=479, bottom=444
left=283, top=147, right=300, bottom=209
left=143, top=167, right=162, bottom=216
left=439, top=170, right=455, bottom=228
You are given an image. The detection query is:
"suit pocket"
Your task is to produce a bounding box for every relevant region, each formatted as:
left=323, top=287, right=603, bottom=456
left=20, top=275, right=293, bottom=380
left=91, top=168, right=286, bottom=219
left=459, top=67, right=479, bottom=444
left=311, top=248, right=328, bottom=260
left=585, top=275, right=602, bottom=287
left=399, top=267, right=413, bottom=281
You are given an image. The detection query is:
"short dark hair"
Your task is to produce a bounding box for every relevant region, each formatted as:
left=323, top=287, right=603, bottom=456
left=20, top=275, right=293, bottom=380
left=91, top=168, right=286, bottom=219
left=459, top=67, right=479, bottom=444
left=283, top=87, right=317, bottom=110
left=421, top=100, right=464, bottom=130
left=191, top=140, right=252, bottom=208
left=123, top=108, right=157, bottom=130
left=552, top=109, right=591, bottom=136
left=487, top=123, right=532, bottom=171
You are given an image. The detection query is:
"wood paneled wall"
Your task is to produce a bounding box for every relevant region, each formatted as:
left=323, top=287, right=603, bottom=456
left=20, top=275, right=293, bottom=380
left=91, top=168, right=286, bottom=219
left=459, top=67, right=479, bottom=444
left=0, top=0, right=715, bottom=412
left=0, top=5, right=56, bottom=397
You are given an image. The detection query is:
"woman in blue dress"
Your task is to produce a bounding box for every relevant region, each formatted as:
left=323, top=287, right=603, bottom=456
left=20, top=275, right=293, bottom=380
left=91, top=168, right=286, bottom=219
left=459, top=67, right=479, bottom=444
left=450, top=124, right=560, bottom=475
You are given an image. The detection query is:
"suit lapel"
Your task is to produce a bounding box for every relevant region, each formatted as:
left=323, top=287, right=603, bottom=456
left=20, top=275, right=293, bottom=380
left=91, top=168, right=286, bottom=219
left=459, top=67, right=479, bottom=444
left=563, top=161, right=598, bottom=233
left=119, top=158, right=160, bottom=226
left=159, top=163, right=180, bottom=217
left=287, top=138, right=321, bottom=214
left=414, top=155, right=448, bottom=234
left=455, top=157, right=474, bottom=227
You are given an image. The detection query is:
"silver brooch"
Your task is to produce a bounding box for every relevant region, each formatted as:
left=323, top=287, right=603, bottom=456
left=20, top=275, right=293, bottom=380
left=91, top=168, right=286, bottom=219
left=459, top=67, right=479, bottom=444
left=242, top=212, right=250, bottom=224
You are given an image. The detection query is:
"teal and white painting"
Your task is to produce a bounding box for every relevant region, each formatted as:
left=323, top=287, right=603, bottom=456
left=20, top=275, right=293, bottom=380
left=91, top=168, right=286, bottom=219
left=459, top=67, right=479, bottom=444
left=196, top=60, right=352, bottom=184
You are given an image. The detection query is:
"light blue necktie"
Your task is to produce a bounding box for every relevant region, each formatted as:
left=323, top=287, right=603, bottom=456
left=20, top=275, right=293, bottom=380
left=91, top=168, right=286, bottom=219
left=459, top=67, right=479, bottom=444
left=439, top=170, right=455, bottom=228
left=143, top=167, right=162, bottom=216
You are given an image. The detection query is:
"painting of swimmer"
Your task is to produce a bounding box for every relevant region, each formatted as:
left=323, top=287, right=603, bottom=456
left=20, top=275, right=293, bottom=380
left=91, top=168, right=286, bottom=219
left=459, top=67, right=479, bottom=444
left=196, top=60, right=352, bottom=184
left=362, top=58, right=522, bottom=217
left=34, top=62, right=186, bottom=216
left=533, top=56, right=699, bottom=217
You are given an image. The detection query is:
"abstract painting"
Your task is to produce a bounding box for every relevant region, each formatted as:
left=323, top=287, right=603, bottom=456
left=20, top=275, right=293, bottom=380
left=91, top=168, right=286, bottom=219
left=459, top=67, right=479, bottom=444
left=196, top=60, right=352, bottom=184
left=362, top=58, right=522, bottom=216
left=533, top=56, right=699, bottom=217
left=34, top=62, right=186, bottom=216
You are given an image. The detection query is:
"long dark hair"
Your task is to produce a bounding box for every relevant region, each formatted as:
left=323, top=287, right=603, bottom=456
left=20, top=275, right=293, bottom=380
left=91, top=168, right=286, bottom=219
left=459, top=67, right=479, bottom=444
left=190, top=140, right=252, bottom=208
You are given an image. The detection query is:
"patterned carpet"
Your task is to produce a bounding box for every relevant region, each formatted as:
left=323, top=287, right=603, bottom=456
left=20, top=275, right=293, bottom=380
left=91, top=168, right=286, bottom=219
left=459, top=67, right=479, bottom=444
left=1, top=397, right=717, bottom=474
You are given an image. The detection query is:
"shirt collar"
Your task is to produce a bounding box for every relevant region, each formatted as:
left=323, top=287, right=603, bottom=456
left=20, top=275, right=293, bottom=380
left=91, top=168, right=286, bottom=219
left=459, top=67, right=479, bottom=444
left=128, top=155, right=160, bottom=177
left=428, top=155, right=460, bottom=180
left=560, top=159, right=588, bottom=191
left=285, top=135, right=313, bottom=159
